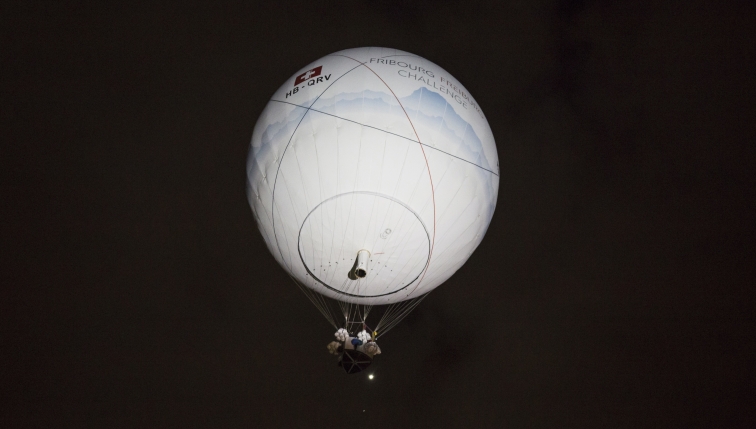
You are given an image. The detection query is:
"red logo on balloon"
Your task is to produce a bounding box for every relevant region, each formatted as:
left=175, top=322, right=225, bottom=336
left=294, top=66, right=322, bottom=86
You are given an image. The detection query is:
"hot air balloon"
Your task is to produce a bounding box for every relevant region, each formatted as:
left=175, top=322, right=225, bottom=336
left=247, top=47, right=499, bottom=372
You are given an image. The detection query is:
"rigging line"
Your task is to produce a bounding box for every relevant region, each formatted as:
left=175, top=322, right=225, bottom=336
left=289, top=275, right=337, bottom=328
left=251, top=153, right=301, bottom=273
left=271, top=100, right=499, bottom=177
left=427, top=159, right=466, bottom=223
left=402, top=170, right=470, bottom=297
left=324, top=299, right=341, bottom=329
left=363, top=80, right=432, bottom=290
left=383, top=293, right=419, bottom=320
left=334, top=82, right=370, bottom=289
left=307, top=114, right=327, bottom=293
left=347, top=300, right=357, bottom=329
left=368, top=166, right=432, bottom=293
left=389, top=296, right=429, bottom=326
left=376, top=240, right=426, bottom=297
left=418, top=187, right=480, bottom=268
left=376, top=294, right=416, bottom=327
left=368, top=173, right=434, bottom=295
left=310, top=279, right=339, bottom=326
left=305, top=277, right=339, bottom=328
left=352, top=293, right=364, bottom=322
left=327, top=124, right=363, bottom=288
left=318, top=297, right=335, bottom=327
left=340, top=279, right=352, bottom=316
left=358, top=165, right=381, bottom=258
left=247, top=196, right=281, bottom=274
left=348, top=90, right=369, bottom=271
left=325, top=117, right=342, bottom=285
left=357, top=302, right=365, bottom=323
left=335, top=61, right=440, bottom=306
left=380, top=305, right=422, bottom=335
left=421, top=239, right=483, bottom=296
left=356, top=88, right=380, bottom=261
left=378, top=294, right=431, bottom=335
left=359, top=296, right=371, bottom=324
left=376, top=301, right=414, bottom=335
left=376, top=275, right=429, bottom=326
left=426, top=222, right=483, bottom=284
left=269, top=61, right=367, bottom=280
left=336, top=283, right=349, bottom=318
left=343, top=282, right=357, bottom=324
left=383, top=201, right=438, bottom=283
left=303, top=54, right=438, bottom=289
left=337, top=279, right=349, bottom=321
left=302, top=193, right=430, bottom=300
left=376, top=302, right=402, bottom=329
left=404, top=158, right=485, bottom=296
left=332, top=123, right=366, bottom=285
left=364, top=139, right=415, bottom=288
left=404, top=168, right=477, bottom=293
left=270, top=117, right=308, bottom=273
left=303, top=274, right=338, bottom=329
left=290, top=122, right=319, bottom=286
left=360, top=108, right=434, bottom=292
left=340, top=87, right=370, bottom=286
left=277, top=165, right=307, bottom=272
left=362, top=155, right=429, bottom=292
left=370, top=130, right=392, bottom=255
left=266, top=102, right=490, bottom=290
left=380, top=238, right=427, bottom=295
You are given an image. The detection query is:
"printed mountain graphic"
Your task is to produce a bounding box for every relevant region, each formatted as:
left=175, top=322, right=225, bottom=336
left=261, top=87, right=493, bottom=172
left=399, top=88, right=491, bottom=171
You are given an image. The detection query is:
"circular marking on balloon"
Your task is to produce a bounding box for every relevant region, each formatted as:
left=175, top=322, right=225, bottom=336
left=249, top=47, right=501, bottom=308
left=297, top=191, right=430, bottom=298
left=268, top=59, right=367, bottom=274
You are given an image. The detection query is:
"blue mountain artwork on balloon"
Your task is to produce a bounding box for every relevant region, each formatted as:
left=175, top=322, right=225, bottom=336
left=305, top=87, right=494, bottom=173
left=256, top=87, right=495, bottom=178
left=399, top=87, right=492, bottom=172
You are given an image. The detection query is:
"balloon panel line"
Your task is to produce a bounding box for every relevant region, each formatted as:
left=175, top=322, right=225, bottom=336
left=288, top=269, right=430, bottom=338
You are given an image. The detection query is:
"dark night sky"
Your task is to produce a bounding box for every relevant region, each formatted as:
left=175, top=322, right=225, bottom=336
left=3, top=1, right=756, bottom=427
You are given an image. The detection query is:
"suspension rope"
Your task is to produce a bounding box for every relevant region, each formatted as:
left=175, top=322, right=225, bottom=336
left=374, top=293, right=430, bottom=338
left=288, top=271, right=430, bottom=338
left=286, top=274, right=338, bottom=329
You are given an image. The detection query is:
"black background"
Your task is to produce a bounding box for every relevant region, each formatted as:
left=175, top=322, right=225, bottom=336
left=3, top=1, right=755, bottom=427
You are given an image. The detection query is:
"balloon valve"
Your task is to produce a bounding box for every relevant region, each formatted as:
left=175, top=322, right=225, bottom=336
left=355, top=249, right=370, bottom=278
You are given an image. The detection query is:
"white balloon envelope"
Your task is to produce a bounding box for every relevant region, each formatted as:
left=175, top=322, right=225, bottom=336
left=247, top=47, right=499, bottom=312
